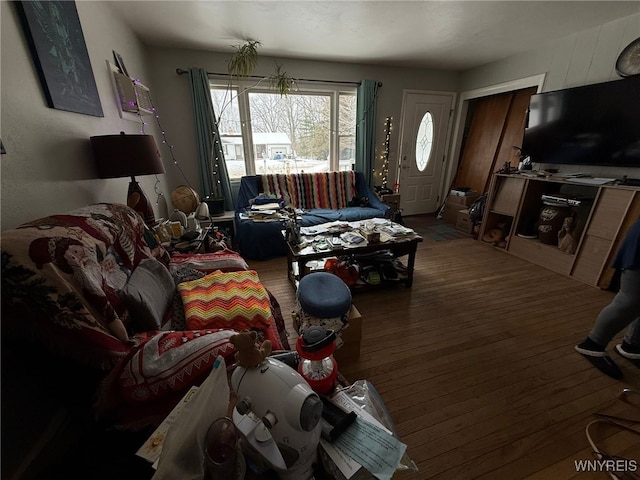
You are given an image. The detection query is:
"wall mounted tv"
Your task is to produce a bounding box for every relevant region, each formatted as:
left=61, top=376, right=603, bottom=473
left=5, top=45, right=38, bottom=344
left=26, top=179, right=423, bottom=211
left=522, top=76, right=640, bottom=167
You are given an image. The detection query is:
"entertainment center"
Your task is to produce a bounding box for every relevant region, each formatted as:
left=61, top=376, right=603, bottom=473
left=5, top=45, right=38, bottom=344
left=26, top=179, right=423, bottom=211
left=478, top=75, right=640, bottom=288
left=481, top=174, right=640, bottom=289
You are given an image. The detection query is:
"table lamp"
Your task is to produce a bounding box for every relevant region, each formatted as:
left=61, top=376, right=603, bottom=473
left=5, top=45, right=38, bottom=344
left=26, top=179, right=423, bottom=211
left=91, top=132, right=165, bottom=226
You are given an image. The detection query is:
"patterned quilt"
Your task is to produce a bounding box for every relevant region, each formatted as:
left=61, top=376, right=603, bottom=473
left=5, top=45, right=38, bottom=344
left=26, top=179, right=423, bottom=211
left=2, top=203, right=287, bottom=428
left=2, top=203, right=168, bottom=367
left=261, top=171, right=356, bottom=210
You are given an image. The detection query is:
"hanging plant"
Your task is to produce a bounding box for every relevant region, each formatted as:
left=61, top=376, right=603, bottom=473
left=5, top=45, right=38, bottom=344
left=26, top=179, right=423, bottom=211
left=271, top=63, right=294, bottom=96
left=227, top=40, right=261, bottom=78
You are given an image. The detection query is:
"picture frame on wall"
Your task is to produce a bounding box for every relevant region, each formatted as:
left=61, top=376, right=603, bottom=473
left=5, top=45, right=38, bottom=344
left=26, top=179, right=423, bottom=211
left=112, top=50, right=129, bottom=77
left=15, top=1, right=104, bottom=117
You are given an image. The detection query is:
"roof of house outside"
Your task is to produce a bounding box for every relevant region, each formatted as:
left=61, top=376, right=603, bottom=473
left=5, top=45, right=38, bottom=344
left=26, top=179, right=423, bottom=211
left=221, top=132, right=291, bottom=145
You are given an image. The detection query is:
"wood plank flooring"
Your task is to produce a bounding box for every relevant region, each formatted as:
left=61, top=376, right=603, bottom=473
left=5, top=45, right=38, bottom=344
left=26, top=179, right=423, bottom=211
left=247, top=215, right=640, bottom=480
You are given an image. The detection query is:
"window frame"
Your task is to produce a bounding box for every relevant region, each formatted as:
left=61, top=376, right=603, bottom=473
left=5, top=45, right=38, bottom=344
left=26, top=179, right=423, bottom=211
left=209, top=76, right=357, bottom=178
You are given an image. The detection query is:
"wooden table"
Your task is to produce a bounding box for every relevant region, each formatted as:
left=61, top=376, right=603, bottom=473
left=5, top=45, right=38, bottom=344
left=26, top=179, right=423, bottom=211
left=286, top=231, right=423, bottom=289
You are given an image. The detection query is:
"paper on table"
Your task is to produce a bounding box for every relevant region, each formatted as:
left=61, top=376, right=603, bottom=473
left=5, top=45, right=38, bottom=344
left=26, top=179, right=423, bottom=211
left=566, top=177, right=616, bottom=185
left=136, top=385, right=199, bottom=467
left=321, top=391, right=406, bottom=480
left=332, top=417, right=407, bottom=480
left=251, top=202, right=281, bottom=210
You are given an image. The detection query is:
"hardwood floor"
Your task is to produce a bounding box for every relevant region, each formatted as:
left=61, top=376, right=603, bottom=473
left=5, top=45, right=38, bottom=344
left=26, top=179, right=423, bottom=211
left=248, top=215, right=640, bottom=480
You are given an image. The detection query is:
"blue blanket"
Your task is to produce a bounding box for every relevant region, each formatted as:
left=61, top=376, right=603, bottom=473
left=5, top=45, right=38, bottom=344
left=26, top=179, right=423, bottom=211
left=235, top=172, right=389, bottom=260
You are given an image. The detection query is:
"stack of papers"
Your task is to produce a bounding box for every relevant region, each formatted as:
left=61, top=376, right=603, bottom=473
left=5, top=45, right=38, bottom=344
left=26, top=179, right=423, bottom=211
left=239, top=211, right=284, bottom=222
left=321, top=390, right=407, bottom=480
left=378, top=223, right=415, bottom=239
left=566, top=177, right=615, bottom=185
left=250, top=202, right=281, bottom=211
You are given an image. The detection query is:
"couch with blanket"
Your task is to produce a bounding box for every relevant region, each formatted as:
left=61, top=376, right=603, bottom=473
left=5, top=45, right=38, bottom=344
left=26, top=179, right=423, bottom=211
left=1, top=203, right=289, bottom=479
left=235, top=170, right=389, bottom=260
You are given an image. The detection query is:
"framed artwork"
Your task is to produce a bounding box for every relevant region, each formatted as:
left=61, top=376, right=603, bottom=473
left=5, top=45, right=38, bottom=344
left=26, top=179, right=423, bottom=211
left=15, top=1, right=103, bottom=117
left=112, top=50, right=129, bottom=77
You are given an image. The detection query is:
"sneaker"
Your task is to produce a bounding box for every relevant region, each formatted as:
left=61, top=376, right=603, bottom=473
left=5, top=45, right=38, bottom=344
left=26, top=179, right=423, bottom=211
left=575, top=345, right=624, bottom=379
left=615, top=344, right=640, bottom=369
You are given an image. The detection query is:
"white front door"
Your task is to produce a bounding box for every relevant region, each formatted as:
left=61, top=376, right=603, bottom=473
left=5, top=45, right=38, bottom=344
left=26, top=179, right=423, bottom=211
left=397, top=92, right=454, bottom=215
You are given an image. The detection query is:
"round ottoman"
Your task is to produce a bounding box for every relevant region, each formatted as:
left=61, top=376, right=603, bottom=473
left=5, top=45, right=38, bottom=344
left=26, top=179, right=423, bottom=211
left=295, top=272, right=352, bottom=345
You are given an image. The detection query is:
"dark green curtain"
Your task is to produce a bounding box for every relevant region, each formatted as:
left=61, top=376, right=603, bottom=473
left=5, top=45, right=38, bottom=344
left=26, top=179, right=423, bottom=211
left=187, top=68, right=233, bottom=210
left=355, top=80, right=380, bottom=187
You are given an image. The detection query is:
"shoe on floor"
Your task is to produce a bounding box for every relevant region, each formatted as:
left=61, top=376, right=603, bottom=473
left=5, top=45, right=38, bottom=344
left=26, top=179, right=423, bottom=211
left=615, top=344, right=640, bottom=369
left=615, top=343, right=640, bottom=359
left=575, top=345, right=624, bottom=379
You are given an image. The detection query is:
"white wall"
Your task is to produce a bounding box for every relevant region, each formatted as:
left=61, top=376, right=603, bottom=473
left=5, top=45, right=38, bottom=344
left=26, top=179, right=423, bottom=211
left=457, top=13, right=640, bottom=179
left=1, top=1, right=171, bottom=230
left=2, top=3, right=637, bottom=230
left=145, top=47, right=460, bottom=195
left=461, top=13, right=640, bottom=92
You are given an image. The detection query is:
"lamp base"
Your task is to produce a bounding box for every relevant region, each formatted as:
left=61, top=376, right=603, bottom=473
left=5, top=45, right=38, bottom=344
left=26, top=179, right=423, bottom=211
left=127, top=179, right=155, bottom=226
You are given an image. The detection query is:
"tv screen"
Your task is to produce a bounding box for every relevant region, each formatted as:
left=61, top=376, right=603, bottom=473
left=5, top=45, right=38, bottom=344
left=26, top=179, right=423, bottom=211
left=522, top=76, right=640, bottom=167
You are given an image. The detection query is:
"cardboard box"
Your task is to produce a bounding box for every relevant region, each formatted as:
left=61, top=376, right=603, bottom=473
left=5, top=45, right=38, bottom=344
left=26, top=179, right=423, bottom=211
left=447, top=192, right=480, bottom=207
left=456, top=209, right=473, bottom=234
left=334, top=305, right=362, bottom=365
left=443, top=201, right=462, bottom=225
left=380, top=193, right=400, bottom=208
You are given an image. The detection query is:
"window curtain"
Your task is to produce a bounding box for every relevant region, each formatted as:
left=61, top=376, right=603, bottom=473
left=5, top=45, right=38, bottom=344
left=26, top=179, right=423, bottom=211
left=187, top=68, right=233, bottom=210
left=355, top=79, right=380, bottom=188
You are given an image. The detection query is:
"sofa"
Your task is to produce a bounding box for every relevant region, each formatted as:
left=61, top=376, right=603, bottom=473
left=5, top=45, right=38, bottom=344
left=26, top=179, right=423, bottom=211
left=1, top=203, right=289, bottom=479
left=235, top=170, right=390, bottom=260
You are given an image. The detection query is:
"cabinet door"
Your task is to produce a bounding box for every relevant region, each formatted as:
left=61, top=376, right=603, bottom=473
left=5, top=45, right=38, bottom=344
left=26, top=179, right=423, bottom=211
left=491, top=176, right=525, bottom=215
left=571, top=188, right=637, bottom=287
left=572, top=236, right=614, bottom=285
left=480, top=175, right=525, bottom=247
left=584, top=189, right=634, bottom=240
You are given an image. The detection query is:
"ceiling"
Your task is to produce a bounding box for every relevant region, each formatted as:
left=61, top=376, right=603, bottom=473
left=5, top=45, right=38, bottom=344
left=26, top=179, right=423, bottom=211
left=108, top=1, right=640, bottom=71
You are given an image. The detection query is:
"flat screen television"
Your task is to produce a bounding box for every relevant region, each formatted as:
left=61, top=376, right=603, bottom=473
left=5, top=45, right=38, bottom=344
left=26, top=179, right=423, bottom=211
left=522, top=76, right=640, bottom=167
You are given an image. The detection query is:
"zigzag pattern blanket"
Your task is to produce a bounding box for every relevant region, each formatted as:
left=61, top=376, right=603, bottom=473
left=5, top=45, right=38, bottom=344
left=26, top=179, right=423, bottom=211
left=178, top=270, right=273, bottom=332
left=260, top=171, right=356, bottom=209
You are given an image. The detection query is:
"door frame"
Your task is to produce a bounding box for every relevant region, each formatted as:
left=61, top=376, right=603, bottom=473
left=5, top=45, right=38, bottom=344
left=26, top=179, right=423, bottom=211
left=443, top=74, right=546, bottom=197
left=396, top=89, right=457, bottom=212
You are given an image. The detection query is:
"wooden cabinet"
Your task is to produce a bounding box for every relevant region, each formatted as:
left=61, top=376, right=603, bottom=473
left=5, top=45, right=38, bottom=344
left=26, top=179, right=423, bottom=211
left=480, top=175, right=526, bottom=249
left=572, top=189, right=640, bottom=288
left=481, top=174, right=640, bottom=288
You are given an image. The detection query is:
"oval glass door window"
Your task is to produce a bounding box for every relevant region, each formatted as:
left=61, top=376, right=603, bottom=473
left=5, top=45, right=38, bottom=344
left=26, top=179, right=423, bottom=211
left=416, top=112, right=434, bottom=171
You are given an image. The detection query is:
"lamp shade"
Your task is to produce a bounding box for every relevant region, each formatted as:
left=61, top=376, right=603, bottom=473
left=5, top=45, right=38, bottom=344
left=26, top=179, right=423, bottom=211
left=90, top=132, right=165, bottom=179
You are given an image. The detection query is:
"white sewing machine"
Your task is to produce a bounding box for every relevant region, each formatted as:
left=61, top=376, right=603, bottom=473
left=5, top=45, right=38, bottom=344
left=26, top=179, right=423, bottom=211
left=231, top=357, right=323, bottom=479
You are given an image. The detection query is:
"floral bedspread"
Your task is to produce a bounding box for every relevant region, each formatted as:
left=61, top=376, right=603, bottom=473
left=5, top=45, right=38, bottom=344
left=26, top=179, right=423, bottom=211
left=2, top=203, right=291, bottom=428
left=2, top=203, right=170, bottom=368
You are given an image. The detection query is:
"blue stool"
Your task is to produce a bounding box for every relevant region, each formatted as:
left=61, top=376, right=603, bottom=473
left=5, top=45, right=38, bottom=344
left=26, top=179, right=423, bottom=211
left=295, top=272, right=352, bottom=340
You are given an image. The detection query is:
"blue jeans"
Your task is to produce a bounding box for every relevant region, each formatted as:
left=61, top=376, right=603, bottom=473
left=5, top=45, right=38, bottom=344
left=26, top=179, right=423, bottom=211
left=589, top=268, right=640, bottom=348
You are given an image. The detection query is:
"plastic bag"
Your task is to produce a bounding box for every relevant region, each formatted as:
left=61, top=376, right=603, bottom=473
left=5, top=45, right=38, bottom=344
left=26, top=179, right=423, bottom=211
left=152, top=356, right=229, bottom=480
left=319, top=380, right=418, bottom=479
left=338, top=380, right=418, bottom=473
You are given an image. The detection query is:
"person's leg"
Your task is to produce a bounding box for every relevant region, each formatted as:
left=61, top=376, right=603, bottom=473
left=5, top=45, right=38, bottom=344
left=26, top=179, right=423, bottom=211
left=623, top=317, right=640, bottom=349
left=587, top=269, right=640, bottom=348
left=615, top=318, right=640, bottom=364
left=575, top=268, right=640, bottom=378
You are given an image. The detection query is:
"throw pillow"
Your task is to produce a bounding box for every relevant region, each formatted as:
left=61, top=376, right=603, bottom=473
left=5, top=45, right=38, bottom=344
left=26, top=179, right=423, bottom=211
left=121, top=259, right=175, bottom=332
left=178, top=270, right=273, bottom=331
left=170, top=266, right=206, bottom=331
left=168, top=249, right=249, bottom=273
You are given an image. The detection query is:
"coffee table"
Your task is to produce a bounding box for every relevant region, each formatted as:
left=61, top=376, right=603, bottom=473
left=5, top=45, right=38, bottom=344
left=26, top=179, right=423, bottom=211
left=286, top=222, right=423, bottom=289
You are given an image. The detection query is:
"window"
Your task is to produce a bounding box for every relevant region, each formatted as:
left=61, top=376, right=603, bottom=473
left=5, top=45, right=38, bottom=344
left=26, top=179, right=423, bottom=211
left=415, top=111, right=434, bottom=171
left=210, top=80, right=356, bottom=179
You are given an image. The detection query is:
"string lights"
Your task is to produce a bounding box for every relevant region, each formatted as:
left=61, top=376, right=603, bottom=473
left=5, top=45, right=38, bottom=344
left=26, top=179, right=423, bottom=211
left=133, top=78, right=193, bottom=205
left=377, top=116, right=392, bottom=190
